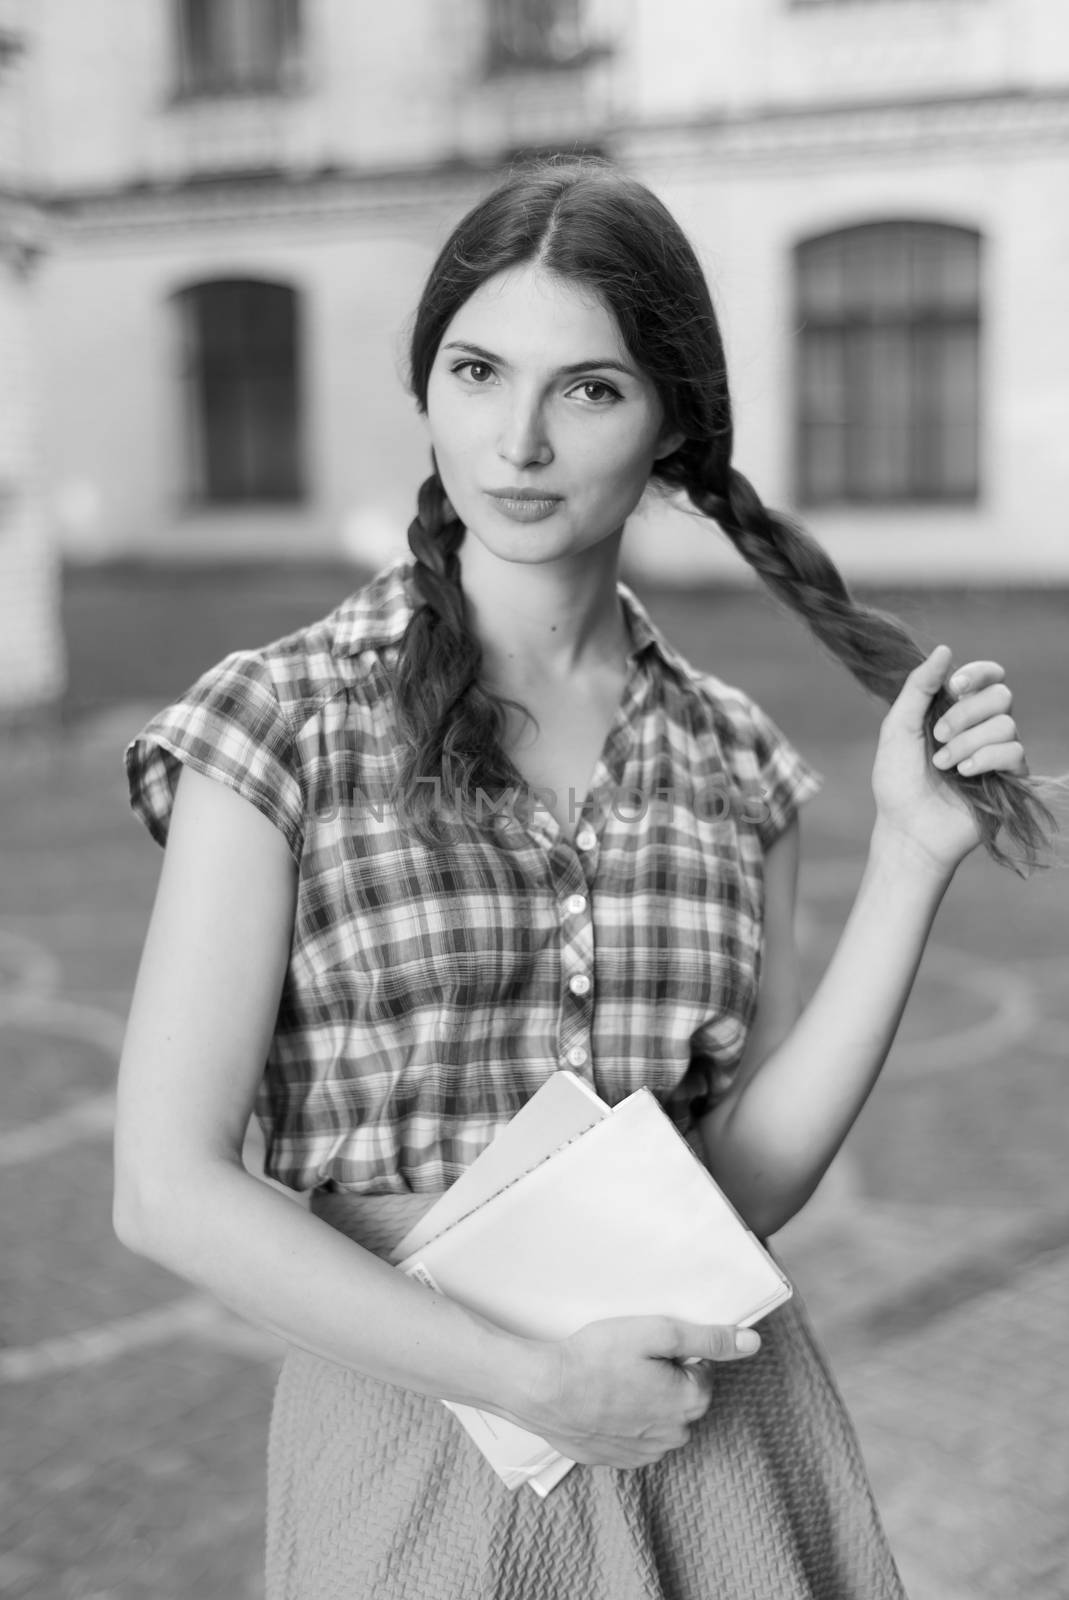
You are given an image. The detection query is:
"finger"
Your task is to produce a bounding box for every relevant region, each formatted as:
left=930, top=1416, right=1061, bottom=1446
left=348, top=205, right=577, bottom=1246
left=679, top=1357, right=715, bottom=1400
left=937, top=739, right=1027, bottom=778
left=681, top=1377, right=715, bottom=1423
left=947, top=661, right=1007, bottom=698
left=652, top=1319, right=761, bottom=1363
left=932, top=713, right=1018, bottom=770
left=891, top=644, right=953, bottom=735
left=933, top=683, right=1013, bottom=743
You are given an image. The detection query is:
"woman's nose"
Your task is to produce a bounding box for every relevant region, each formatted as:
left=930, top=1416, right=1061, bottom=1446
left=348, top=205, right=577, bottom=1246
left=496, top=395, right=553, bottom=468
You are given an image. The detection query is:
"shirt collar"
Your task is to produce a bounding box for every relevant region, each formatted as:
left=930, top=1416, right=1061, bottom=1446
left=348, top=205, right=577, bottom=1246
left=328, top=555, right=698, bottom=690
left=616, top=577, right=702, bottom=690
left=327, top=556, right=418, bottom=658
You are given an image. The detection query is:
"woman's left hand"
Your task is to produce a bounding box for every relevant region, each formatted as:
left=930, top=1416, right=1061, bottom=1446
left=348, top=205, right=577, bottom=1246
left=871, top=645, right=1028, bottom=876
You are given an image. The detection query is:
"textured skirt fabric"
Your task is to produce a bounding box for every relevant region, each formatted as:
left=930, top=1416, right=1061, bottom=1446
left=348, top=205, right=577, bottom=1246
left=265, top=1194, right=907, bottom=1600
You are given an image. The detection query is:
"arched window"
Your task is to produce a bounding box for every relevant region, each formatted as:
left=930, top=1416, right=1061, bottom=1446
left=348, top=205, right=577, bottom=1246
left=794, top=222, right=981, bottom=505
left=174, top=279, right=305, bottom=506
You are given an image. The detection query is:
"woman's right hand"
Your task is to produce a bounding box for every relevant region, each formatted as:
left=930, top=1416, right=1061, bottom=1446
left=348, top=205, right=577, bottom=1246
left=513, top=1314, right=761, bottom=1468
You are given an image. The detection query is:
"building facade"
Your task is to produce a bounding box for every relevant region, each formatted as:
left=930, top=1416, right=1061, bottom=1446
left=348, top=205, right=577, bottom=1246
left=19, top=0, right=1069, bottom=582
left=0, top=0, right=64, bottom=719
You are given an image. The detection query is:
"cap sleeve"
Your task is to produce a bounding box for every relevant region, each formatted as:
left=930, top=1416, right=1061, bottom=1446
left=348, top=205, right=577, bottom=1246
left=701, top=677, right=823, bottom=852
left=745, top=698, right=823, bottom=851
left=124, top=650, right=305, bottom=864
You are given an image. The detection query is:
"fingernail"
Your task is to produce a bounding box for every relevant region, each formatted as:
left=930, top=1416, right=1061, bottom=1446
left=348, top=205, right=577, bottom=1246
left=950, top=673, right=970, bottom=694
left=933, top=721, right=949, bottom=742
left=932, top=749, right=951, bottom=768
left=734, top=1329, right=761, bottom=1355
left=959, top=758, right=975, bottom=774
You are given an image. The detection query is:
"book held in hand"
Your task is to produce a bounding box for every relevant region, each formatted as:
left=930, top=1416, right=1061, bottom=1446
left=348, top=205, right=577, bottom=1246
left=393, top=1072, right=791, bottom=1496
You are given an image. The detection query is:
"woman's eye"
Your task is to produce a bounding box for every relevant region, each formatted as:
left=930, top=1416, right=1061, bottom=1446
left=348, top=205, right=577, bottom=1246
left=573, top=380, right=621, bottom=405
left=454, top=360, right=494, bottom=383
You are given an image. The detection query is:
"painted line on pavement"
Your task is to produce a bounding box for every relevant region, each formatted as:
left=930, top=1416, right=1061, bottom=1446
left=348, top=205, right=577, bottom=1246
left=835, top=1209, right=1069, bottom=1351
left=0, top=1296, right=285, bottom=1384
left=0, top=1296, right=218, bottom=1384
left=0, top=990, right=126, bottom=1167
left=795, top=876, right=1040, bottom=1076
left=891, top=949, right=1038, bottom=1077
left=0, top=1091, right=116, bottom=1168
left=0, top=991, right=126, bottom=1054
left=0, top=925, right=61, bottom=1000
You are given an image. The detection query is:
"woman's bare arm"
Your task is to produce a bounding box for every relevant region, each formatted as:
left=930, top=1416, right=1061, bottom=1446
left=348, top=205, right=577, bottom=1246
left=113, top=764, right=754, bottom=1468
left=113, top=765, right=548, bottom=1408
left=696, top=813, right=946, bottom=1238
left=696, top=647, right=1031, bottom=1239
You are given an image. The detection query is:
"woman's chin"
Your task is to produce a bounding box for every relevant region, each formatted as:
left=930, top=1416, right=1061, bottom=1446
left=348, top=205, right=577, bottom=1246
left=459, top=520, right=622, bottom=570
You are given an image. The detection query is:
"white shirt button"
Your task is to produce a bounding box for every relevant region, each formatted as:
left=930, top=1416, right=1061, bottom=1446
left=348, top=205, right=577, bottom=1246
left=575, top=828, right=596, bottom=851
left=566, top=1045, right=588, bottom=1068
left=568, top=973, right=591, bottom=997
left=565, top=894, right=587, bottom=915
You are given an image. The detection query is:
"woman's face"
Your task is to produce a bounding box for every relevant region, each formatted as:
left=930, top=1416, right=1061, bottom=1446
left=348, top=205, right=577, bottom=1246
left=425, top=262, right=683, bottom=567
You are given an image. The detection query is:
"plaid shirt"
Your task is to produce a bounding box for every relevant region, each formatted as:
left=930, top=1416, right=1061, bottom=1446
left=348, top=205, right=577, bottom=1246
left=125, top=557, right=822, bottom=1195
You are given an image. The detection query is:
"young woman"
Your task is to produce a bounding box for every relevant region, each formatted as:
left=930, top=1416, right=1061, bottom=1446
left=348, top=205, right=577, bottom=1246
left=115, top=158, right=1058, bottom=1599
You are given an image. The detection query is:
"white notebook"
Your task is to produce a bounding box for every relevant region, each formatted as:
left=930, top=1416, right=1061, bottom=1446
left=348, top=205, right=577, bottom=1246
left=392, top=1071, right=609, bottom=1262
left=397, top=1076, right=791, bottom=1495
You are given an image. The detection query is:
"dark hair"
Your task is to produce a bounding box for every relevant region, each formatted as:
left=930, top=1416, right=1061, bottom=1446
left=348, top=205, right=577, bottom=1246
left=391, top=154, right=1057, bottom=870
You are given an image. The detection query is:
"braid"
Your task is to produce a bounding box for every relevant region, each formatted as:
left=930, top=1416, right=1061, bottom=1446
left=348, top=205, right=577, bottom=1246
left=689, top=464, right=1058, bottom=874
left=390, top=463, right=532, bottom=844
left=406, top=470, right=468, bottom=642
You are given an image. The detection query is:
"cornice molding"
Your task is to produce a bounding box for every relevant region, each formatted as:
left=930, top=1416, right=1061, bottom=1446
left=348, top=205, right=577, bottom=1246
left=40, top=161, right=506, bottom=243
left=625, top=87, right=1069, bottom=168
left=32, top=88, right=1069, bottom=242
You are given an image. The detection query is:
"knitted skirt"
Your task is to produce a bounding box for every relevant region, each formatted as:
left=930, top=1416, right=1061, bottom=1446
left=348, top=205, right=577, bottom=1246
left=264, top=1192, right=907, bottom=1600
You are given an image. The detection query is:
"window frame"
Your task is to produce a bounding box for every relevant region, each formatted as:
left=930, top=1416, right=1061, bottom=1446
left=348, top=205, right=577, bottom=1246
left=483, top=0, right=611, bottom=77
left=173, top=278, right=307, bottom=510
left=793, top=220, right=983, bottom=509
left=172, top=0, right=305, bottom=102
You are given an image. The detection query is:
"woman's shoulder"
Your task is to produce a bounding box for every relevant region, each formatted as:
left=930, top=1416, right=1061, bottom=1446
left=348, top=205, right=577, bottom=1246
left=136, top=552, right=416, bottom=736
left=123, top=555, right=417, bottom=860
left=688, top=671, right=824, bottom=848
left=687, top=669, right=782, bottom=750
left=618, top=579, right=784, bottom=746
left=617, top=581, right=824, bottom=847
left=221, top=554, right=417, bottom=727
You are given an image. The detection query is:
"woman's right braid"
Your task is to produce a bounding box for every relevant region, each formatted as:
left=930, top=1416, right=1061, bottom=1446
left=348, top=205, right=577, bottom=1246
left=689, top=463, right=1060, bottom=873
left=700, top=467, right=924, bottom=701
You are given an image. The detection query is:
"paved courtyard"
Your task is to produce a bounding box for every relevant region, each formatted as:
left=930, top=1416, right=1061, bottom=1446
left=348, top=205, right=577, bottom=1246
left=1, top=568, right=1067, bottom=1598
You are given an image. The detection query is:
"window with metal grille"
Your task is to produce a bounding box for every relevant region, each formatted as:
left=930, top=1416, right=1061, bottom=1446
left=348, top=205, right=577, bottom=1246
left=487, top=0, right=590, bottom=70
left=174, top=0, right=302, bottom=97
left=175, top=280, right=305, bottom=506
left=794, top=222, right=981, bottom=506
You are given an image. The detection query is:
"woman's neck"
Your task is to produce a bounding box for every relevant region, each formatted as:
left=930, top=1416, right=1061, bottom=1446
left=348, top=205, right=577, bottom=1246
left=455, top=536, right=629, bottom=689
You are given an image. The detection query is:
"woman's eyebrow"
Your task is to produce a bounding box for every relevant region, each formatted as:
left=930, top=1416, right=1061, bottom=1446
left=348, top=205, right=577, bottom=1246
left=441, top=340, right=637, bottom=378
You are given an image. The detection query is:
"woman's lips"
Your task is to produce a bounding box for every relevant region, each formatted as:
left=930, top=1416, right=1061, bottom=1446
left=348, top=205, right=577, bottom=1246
left=485, top=491, right=563, bottom=523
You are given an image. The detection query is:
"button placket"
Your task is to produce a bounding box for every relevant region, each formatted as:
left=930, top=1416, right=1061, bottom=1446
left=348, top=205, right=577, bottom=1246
left=557, top=866, right=595, bottom=1076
